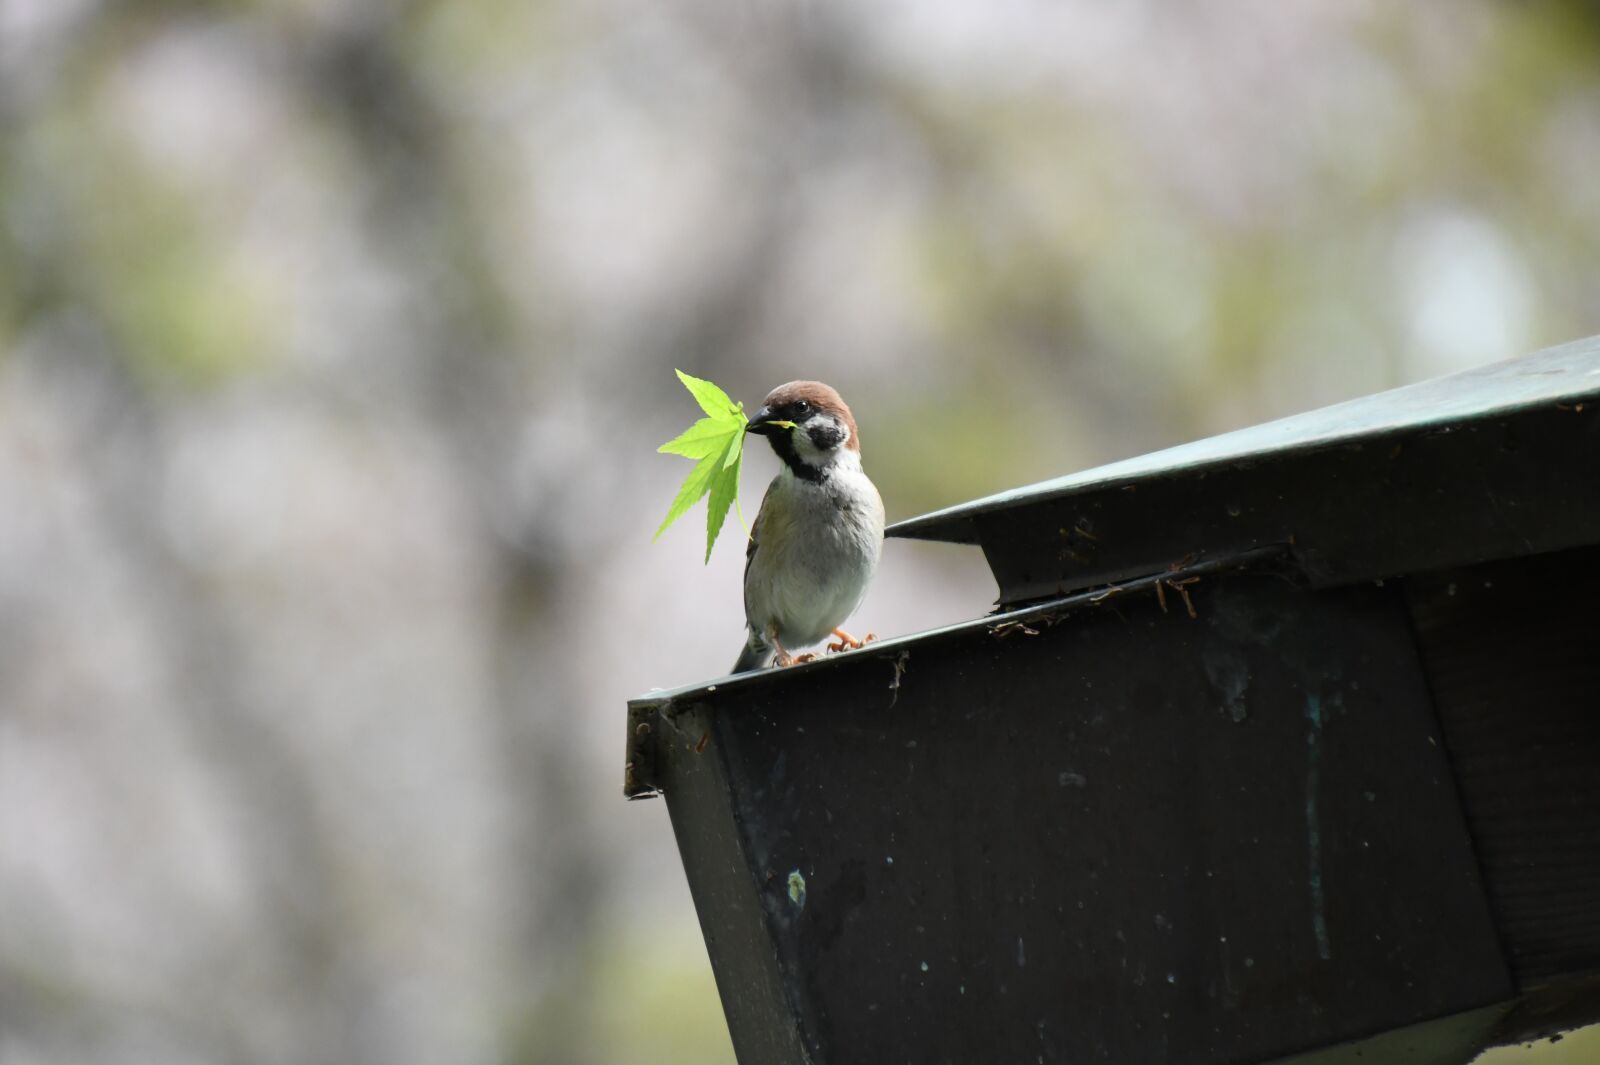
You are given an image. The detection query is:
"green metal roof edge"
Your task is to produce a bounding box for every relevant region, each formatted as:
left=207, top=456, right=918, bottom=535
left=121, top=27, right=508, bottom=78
left=625, top=546, right=1281, bottom=710
left=887, top=334, right=1600, bottom=544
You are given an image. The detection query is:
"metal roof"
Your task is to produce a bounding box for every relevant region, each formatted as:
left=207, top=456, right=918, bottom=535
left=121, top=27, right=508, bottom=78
left=628, top=333, right=1600, bottom=1063
left=886, top=334, right=1600, bottom=606
left=888, top=334, right=1600, bottom=545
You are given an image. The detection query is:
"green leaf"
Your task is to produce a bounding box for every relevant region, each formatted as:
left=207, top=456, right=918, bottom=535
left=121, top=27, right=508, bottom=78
left=675, top=369, right=741, bottom=420
left=655, top=370, right=750, bottom=562
left=721, top=424, right=744, bottom=469
left=704, top=435, right=741, bottom=562
left=659, top=416, right=734, bottom=459
left=653, top=446, right=722, bottom=542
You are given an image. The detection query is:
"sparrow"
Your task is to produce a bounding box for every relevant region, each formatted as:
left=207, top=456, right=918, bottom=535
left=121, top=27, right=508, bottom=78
left=733, top=381, right=886, bottom=673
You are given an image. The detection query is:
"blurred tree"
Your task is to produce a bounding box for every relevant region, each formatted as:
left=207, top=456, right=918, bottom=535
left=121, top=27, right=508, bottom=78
left=1, top=2, right=1597, bottom=1063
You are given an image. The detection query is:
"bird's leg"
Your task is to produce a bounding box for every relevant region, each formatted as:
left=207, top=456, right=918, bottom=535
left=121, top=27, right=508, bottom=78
left=770, top=629, right=819, bottom=666
left=827, top=628, right=877, bottom=653
left=769, top=628, right=795, bottom=668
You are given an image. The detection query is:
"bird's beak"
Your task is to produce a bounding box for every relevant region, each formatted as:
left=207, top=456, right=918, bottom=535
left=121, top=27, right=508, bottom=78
left=746, top=406, right=786, bottom=436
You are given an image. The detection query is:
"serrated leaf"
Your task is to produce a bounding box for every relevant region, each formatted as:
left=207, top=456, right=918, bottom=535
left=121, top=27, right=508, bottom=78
left=655, top=370, right=751, bottom=560
left=653, top=448, right=721, bottom=541
left=721, top=423, right=744, bottom=470
left=704, top=437, right=741, bottom=562
left=675, top=369, right=741, bottom=420
left=659, top=416, right=734, bottom=459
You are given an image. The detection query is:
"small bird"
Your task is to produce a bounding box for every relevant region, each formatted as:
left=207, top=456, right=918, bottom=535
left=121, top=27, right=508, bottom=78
left=733, top=381, right=886, bottom=673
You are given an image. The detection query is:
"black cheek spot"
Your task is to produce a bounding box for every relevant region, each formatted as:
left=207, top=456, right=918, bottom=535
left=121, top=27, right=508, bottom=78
left=808, top=422, right=846, bottom=451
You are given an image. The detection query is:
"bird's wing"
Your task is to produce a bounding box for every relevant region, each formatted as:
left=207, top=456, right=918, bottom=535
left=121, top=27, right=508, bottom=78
left=743, top=477, right=775, bottom=625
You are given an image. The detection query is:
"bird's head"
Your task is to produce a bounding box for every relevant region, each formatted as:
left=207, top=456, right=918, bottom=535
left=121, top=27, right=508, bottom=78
left=747, top=380, right=860, bottom=474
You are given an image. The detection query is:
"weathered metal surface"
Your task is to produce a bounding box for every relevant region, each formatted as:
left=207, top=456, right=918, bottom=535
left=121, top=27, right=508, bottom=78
left=632, top=700, right=812, bottom=1063
left=634, top=572, right=1514, bottom=1064
left=1406, top=545, right=1600, bottom=989
left=890, top=334, right=1600, bottom=545
left=624, top=548, right=1290, bottom=801
left=888, top=338, right=1600, bottom=608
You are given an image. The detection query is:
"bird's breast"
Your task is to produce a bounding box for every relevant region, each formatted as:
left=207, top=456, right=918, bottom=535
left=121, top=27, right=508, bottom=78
left=746, top=468, right=885, bottom=648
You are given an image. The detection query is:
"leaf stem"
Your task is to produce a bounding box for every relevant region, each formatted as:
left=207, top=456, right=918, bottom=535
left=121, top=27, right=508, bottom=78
left=734, top=492, right=750, bottom=538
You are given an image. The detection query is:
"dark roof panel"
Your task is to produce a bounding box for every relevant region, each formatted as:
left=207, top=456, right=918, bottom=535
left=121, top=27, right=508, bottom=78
left=889, top=334, right=1600, bottom=546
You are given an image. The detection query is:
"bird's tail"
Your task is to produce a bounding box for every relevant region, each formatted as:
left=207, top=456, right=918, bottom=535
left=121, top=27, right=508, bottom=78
left=732, top=636, right=773, bottom=674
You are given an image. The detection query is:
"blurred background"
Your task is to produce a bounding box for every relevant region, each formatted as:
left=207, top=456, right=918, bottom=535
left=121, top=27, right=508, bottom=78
left=2, top=1, right=1598, bottom=1062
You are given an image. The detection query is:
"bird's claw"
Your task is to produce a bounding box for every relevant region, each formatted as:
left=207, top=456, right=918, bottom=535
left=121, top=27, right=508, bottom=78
left=792, top=652, right=818, bottom=664
left=827, top=629, right=877, bottom=653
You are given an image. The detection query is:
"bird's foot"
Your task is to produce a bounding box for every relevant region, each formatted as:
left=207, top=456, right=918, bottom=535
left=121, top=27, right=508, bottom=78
left=766, top=630, right=793, bottom=668
left=827, top=629, right=877, bottom=653
left=792, top=652, right=818, bottom=664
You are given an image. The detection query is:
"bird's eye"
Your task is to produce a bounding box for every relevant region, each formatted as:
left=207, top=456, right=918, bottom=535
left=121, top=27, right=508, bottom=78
left=793, top=400, right=811, bottom=415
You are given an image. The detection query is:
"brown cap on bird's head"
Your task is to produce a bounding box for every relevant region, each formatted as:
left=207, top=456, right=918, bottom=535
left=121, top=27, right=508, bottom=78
left=749, top=380, right=861, bottom=452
